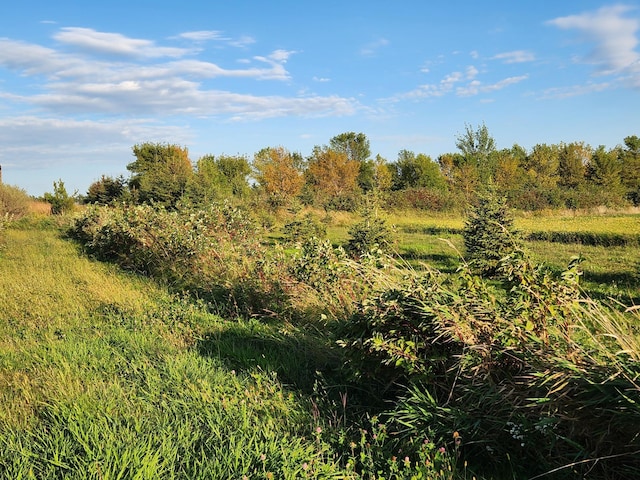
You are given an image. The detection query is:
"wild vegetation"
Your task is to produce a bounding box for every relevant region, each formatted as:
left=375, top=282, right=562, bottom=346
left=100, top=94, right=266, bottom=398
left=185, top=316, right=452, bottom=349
left=2, top=125, right=640, bottom=479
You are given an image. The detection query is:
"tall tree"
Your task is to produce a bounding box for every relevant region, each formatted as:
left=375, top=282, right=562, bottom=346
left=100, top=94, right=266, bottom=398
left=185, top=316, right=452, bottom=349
left=329, top=132, right=374, bottom=193
left=329, top=132, right=371, bottom=163
left=253, top=146, right=305, bottom=207
left=305, top=146, right=360, bottom=210
left=85, top=175, right=127, bottom=205
left=558, top=142, right=590, bottom=188
left=620, top=135, right=640, bottom=204
left=215, top=154, right=252, bottom=198
left=493, top=145, right=526, bottom=205
left=392, top=150, right=447, bottom=190
left=455, top=122, right=497, bottom=182
left=587, top=145, right=625, bottom=206
left=127, top=143, right=193, bottom=207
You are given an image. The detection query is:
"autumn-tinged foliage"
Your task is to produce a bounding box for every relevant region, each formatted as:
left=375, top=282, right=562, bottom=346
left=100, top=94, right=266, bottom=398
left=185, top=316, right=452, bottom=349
left=305, top=146, right=360, bottom=210
left=253, top=146, right=305, bottom=207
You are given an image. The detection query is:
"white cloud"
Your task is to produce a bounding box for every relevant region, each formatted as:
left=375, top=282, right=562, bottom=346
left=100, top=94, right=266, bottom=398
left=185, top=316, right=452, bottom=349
left=177, top=30, right=227, bottom=42
left=391, top=67, right=527, bottom=101
left=54, top=27, right=189, bottom=58
left=0, top=32, right=357, bottom=119
left=456, top=75, right=529, bottom=97
left=539, top=81, right=612, bottom=99
left=0, top=116, right=190, bottom=170
left=548, top=5, right=640, bottom=82
left=492, top=50, right=535, bottom=63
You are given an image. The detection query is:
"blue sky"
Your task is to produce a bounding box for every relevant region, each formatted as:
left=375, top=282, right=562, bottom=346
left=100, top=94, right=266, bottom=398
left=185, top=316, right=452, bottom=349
left=1, top=1, right=639, bottom=196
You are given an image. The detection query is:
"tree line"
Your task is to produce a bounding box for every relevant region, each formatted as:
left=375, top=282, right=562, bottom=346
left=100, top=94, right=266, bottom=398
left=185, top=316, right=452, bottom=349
left=83, top=124, right=640, bottom=211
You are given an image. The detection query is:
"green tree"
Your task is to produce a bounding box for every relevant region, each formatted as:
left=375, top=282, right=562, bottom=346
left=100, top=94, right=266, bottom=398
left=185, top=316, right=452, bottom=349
left=494, top=145, right=527, bottom=205
left=620, top=135, right=640, bottom=204
left=463, top=185, right=519, bottom=277
left=329, top=132, right=374, bottom=193
left=188, top=154, right=228, bottom=203
left=438, top=152, right=479, bottom=204
left=44, top=179, right=76, bottom=215
left=215, top=154, right=251, bottom=198
left=329, top=132, right=371, bottom=163
left=127, top=143, right=193, bottom=207
left=587, top=145, right=625, bottom=205
left=455, top=122, right=497, bottom=182
left=521, top=143, right=562, bottom=209
left=85, top=175, right=127, bottom=205
left=392, top=150, right=447, bottom=191
left=558, top=142, right=590, bottom=188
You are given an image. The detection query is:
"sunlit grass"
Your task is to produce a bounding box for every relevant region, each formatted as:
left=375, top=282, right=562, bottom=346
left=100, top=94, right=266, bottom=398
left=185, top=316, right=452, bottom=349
left=1, top=219, right=459, bottom=479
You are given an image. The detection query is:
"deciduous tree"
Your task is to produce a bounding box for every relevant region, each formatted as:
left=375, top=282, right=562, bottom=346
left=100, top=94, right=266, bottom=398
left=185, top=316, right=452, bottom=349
left=253, top=146, right=305, bottom=207
left=305, top=146, right=360, bottom=210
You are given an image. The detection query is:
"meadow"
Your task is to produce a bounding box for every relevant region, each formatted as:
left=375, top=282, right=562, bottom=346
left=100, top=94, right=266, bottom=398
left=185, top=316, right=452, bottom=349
left=0, top=205, right=639, bottom=479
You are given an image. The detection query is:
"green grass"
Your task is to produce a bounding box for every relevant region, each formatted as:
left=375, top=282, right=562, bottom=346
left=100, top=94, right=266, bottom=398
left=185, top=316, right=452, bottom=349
left=0, top=220, right=458, bottom=479
left=318, top=209, right=640, bottom=301
left=0, top=224, right=317, bottom=478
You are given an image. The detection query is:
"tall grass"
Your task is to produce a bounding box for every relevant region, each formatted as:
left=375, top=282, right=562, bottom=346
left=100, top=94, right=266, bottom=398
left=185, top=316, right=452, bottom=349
left=1, top=217, right=459, bottom=479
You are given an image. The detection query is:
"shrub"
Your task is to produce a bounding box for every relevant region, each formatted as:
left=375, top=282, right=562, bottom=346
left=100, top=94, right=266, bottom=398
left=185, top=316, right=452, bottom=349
left=43, top=180, right=76, bottom=215
left=282, top=213, right=327, bottom=244
left=345, top=199, right=395, bottom=258
left=0, top=183, right=31, bottom=219
left=339, top=251, right=640, bottom=478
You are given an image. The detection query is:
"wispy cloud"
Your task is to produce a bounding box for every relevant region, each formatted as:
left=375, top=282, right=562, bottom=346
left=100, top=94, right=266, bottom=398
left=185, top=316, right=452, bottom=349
left=391, top=64, right=526, bottom=101
left=360, top=37, right=389, bottom=56
left=176, top=30, right=226, bottom=42
left=0, top=116, right=190, bottom=170
left=492, top=50, right=535, bottom=64
left=54, top=27, right=189, bottom=58
left=539, top=81, right=612, bottom=99
left=456, top=75, right=529, bottom=97
left=175, top=30, right=256, bottom=48
left=547, top=4, right=640, bottom=85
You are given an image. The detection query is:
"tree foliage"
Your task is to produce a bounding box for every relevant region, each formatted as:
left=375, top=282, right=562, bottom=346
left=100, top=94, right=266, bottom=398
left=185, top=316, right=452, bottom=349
left=253, top=146, right=305, bottom=207
left=127, top=143, right=193, bottom=207
left=392, top=150, right=447, bottom=191
left=44, top=179, right=75, bottom=215
left=463, top=185, right=519, bottom=277
left=305, top=146, right=360, bottom=210
left=85, top=175, right=127, bottom=205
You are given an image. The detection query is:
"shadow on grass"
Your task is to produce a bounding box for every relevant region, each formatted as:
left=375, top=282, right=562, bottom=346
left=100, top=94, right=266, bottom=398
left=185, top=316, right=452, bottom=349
left=197, top=326, right=334, bottom=392
left=397, top=251, right=461, bottom=274
left=582, top=270, right=640, bottom=305
left=196, top=323, right=387, bottom=415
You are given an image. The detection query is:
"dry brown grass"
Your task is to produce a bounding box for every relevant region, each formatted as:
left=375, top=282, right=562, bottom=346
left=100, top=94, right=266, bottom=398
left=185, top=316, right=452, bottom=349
left=27, top=200, right=51, bottom=216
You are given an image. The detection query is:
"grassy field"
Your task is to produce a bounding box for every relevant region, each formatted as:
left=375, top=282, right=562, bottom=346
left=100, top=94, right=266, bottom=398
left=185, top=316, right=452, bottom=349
left=0, top=219, right=458, bottom=479
left=1, top=208, right=639, bottom=479
left=347, top=209, right=640, bottom=303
